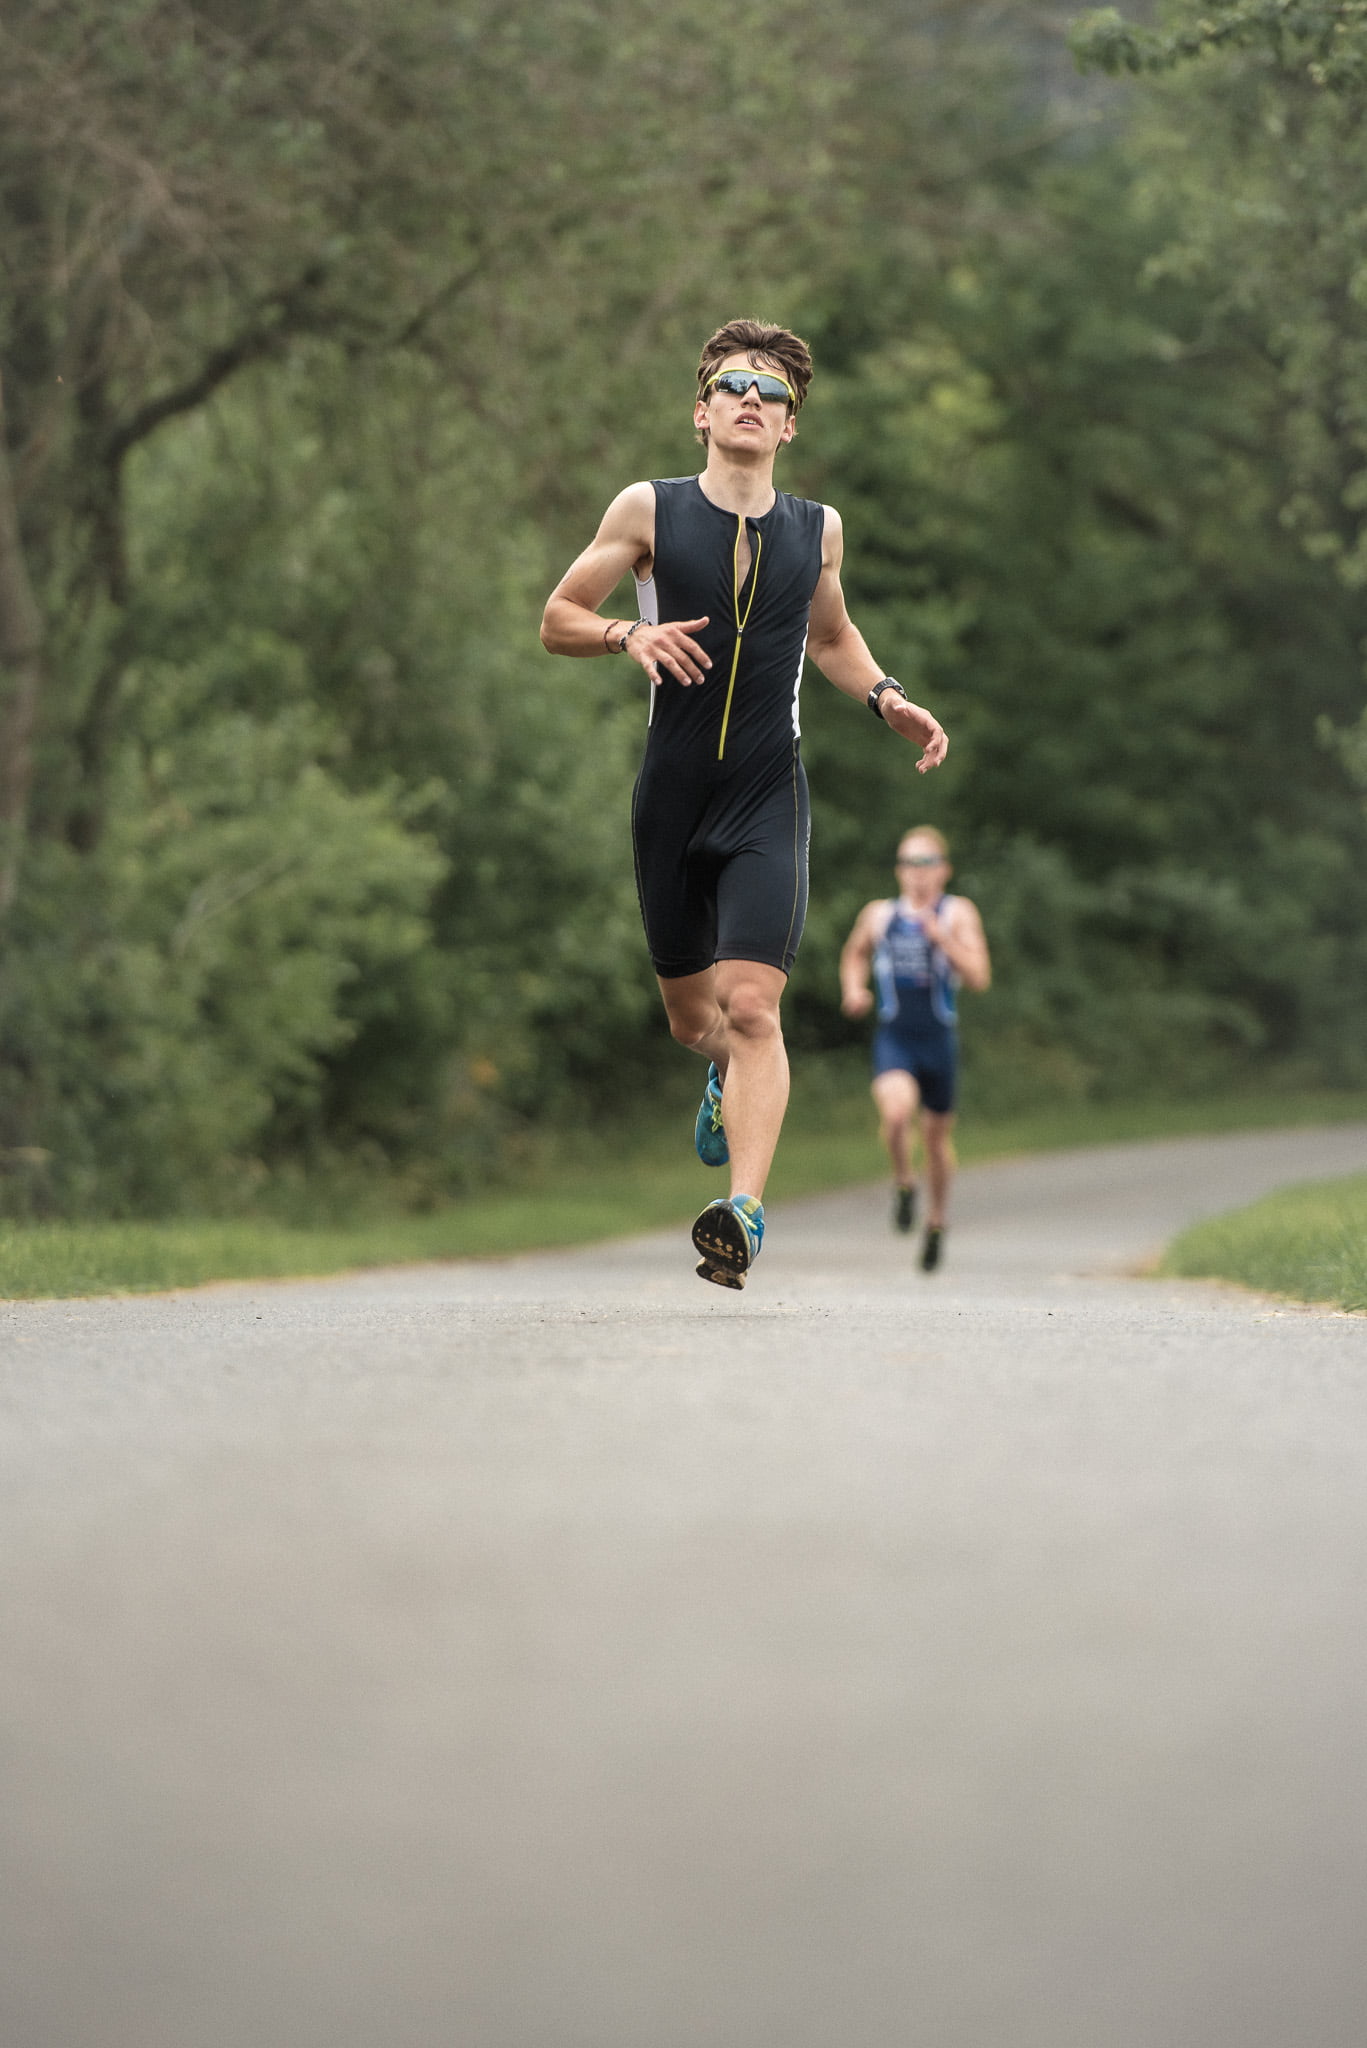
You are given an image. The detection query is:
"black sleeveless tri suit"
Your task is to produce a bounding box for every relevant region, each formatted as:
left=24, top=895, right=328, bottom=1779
left=630, top=475, right=824, bottom=978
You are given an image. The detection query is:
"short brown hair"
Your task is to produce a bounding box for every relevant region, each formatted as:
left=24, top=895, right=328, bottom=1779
left=898, top=825, right=949, bottom=858
left=696, top=319, right=814, bottom=413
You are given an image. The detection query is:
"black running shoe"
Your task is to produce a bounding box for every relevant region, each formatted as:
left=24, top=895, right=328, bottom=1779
left=893, top=1184, right=917, bottom=1234
left=920, top=1224, right=943, bottom=1273
left=692, top=1195, right=764, bottom=1290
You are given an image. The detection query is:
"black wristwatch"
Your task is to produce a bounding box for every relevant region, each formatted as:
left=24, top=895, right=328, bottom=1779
left=868, top=677, right=908, bottom=721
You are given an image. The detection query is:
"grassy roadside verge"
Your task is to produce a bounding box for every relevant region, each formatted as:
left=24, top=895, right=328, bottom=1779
left=1159, top=1173, right=1367, bottom=1313
left=4, top=1082, right=1367, bottom=1302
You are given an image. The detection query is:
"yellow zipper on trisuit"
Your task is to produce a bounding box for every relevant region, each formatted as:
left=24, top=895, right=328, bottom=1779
left=717, top=515, right=761, bottom=761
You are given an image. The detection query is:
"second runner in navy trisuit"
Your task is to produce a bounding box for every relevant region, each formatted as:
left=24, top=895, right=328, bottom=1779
left=870, top=893, right=961, bottom=1116
left=840, top=827, right=991, bottom=1270
left=542, top=318, right=949, bottom=1288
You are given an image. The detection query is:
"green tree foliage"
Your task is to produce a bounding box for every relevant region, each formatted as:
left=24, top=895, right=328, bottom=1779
left=1073, top=0, right=1367, bottom=92
left=785, top=150, right=1367, bottom=1104
left=4, top=0, right=1009, bottom=1209
left=0, top=0, right=865, bottom=879
left=0, top=697, right=443, bottom=1215
left=5, top=0, right=1367, bottom=1213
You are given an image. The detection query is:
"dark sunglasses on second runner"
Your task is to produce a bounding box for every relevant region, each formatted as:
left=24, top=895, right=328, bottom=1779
left=704, top=368, right=796, bottom=406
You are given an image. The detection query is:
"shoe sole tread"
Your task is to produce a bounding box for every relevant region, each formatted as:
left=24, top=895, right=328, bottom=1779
left=696, top=1258, right=746, bottom=1290
left=691, top=1204, right=754, bottom=1276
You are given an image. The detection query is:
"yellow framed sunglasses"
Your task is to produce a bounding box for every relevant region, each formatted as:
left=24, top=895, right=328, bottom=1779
left=703, top=367, right=796, bottom=407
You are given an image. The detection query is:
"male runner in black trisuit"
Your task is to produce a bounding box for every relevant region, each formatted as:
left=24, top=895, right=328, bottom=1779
left=541, top=318, right=947, bottom=1288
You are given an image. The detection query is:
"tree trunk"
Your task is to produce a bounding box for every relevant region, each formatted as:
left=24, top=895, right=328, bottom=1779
left=0, top=374, right=44, bottom=916
left=66, top=376, right=130, bottom=856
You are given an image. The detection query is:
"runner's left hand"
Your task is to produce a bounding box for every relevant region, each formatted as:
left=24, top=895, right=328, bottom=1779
left=882, top=695, right=948, bottom=772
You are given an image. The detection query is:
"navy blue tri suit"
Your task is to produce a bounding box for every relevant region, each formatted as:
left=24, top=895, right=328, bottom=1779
left=870, top=899, right=960, bottom=1114
left=631, top=476, right=823, bottom=979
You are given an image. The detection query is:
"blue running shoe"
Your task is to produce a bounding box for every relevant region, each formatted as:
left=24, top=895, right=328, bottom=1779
left=692, top=1194, right=764, bottom=1289
left=694, top=1062, right=728, bottom=1168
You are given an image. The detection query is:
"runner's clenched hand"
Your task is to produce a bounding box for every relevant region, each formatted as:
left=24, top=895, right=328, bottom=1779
left=917, top=902, right=947, bottom=947
left=626, top=617, right=711, bottom=687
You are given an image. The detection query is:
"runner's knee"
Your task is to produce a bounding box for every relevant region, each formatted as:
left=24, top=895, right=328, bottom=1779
left=719, top=983, right=782, bottom=1043
left=873, top=1074, right=917, bottom=1122
left=666, top=1003, right=720, bottom=1051
left=923, top=1115, right=954, bottom=1158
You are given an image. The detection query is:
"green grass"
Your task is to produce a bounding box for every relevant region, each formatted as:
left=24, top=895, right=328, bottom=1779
left=4, top=1078, right=1367, bottom=1302
left=1159, top=1173, right=1367, bottom=1312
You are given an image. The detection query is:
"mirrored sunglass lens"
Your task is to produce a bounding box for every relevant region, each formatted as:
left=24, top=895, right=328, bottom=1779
left=711, top=371, right=790, bottom=402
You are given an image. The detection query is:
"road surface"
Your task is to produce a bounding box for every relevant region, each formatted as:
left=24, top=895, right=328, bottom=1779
left=3, top=1124, right=1367, bottom=2048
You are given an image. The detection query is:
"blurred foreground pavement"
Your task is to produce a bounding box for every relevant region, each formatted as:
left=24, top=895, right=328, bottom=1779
left=3, top=1124, right=1367, bottom=2048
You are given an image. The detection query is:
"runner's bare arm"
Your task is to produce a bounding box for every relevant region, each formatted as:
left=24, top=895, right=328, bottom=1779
left=921, top=896, right=992, bottom=992
left=540, top=482, right=712, bottom=687
left=805, top=507, right=948, bottom=773
left=839, top=901, right=885, bottom=1017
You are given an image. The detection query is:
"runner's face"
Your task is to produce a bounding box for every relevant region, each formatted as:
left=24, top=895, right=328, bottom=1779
left=695, top=351, right=796, bottom=455
left=895, top=839, right=948, bottom=903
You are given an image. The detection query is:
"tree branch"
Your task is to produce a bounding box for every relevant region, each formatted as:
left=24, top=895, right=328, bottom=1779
left=390, top=251, right=495, bottom=351
left=104, top=262, right=332, bottom=465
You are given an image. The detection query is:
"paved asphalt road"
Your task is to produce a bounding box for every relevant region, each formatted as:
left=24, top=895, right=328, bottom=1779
left=3, top=1125, right=1367, bottom=2048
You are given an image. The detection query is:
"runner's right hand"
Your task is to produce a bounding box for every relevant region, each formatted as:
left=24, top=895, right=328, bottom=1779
left=626, top=617, right=711, bottom=687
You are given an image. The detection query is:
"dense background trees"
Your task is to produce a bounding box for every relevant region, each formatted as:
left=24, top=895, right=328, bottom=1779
left=3, top=0, right=1366, bottom=1214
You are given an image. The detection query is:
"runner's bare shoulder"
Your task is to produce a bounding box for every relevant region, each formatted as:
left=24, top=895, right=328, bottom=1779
left=599, top=481, right=656, bottom=573
left=853, top=898, right=895, bottom=942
